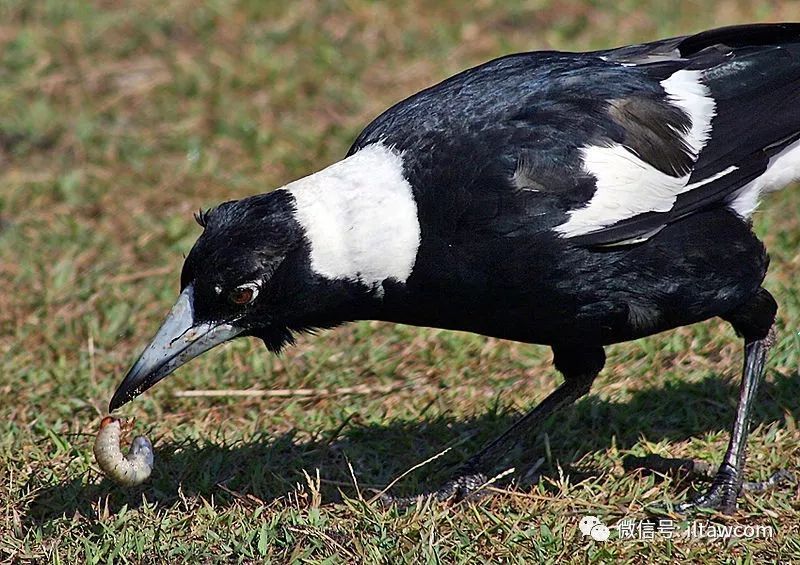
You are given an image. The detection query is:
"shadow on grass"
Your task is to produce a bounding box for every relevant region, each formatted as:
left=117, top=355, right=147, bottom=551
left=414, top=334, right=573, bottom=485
left=24, top=370, right=798, bottom=525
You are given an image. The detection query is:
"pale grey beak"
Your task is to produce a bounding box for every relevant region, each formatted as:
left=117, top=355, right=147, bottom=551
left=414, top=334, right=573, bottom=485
left=109, top=285, right=243, bottom=411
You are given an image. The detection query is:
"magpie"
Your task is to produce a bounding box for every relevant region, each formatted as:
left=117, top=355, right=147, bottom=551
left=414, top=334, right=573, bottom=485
left=110, top=23, right=800, bottom=512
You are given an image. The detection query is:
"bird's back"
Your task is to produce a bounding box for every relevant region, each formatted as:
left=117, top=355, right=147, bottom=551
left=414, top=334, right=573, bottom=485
left=346, top=24, right=800, bottom=345
left=351, top=23, right=800, bottom=247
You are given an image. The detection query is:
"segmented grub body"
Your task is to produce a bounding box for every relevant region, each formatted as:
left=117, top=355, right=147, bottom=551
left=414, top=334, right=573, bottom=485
left=94, top=416, right=154, bottom=486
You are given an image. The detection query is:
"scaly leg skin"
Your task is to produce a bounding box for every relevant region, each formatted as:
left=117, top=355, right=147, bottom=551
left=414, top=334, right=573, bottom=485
left=379, top=346, right=605, bottom=507
left=677, top=289, right=778, bottom=514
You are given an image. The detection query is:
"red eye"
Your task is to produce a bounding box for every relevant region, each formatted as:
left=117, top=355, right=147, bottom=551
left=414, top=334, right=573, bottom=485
left=229, top=286, right=255, bottom=305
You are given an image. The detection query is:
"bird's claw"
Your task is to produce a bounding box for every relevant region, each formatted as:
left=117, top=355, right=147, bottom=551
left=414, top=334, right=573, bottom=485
left=376, top=472, right=491, bottom=508
left=675, top=483, right=739, bottom=514
left=675, top=468, right=795, bottom=514
left=675, top=460, right=741, bottom=514
left=430, top=472, right=492, bottom=502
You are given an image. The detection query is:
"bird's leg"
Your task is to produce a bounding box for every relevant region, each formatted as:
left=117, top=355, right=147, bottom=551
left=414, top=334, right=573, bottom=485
left=677, top=288, right=777, bottom=514
left=379, top=346, right=605, bottom=505
left=675, top=331, right=774, bottom=512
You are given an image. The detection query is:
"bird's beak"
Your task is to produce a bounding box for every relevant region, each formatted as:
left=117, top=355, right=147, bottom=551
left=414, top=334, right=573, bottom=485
left=109, top=285, right=243, bottom=411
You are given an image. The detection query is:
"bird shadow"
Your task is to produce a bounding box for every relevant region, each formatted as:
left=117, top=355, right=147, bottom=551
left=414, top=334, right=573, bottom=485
left=23, top=369, right=798, bottom=526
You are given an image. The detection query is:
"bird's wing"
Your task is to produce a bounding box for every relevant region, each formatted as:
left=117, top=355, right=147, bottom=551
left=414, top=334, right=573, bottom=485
left=563, top=23, right=800, bottom=246
left=350, top=24, right=800, bottom=247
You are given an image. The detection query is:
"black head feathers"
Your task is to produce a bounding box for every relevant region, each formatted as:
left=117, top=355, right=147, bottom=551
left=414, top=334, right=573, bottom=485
left=181, top=191, right=302, bottom=290
left=194, top=208, right=211, bottom=229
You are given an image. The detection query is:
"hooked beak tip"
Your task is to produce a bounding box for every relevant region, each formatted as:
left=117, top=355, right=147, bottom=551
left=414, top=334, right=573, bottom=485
left=108, top=389, right=129, bottom=413
left=108, top=376, right=143, bottom=412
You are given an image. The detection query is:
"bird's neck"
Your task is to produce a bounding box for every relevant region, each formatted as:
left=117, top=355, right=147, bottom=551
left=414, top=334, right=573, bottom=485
left=281, top=143, right=422, bottom=296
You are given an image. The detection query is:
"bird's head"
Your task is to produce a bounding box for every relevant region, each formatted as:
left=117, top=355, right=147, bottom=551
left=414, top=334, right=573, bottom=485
left=109, top=191, right=308, bottom=411
left=109, top=144, right=420, bottom=411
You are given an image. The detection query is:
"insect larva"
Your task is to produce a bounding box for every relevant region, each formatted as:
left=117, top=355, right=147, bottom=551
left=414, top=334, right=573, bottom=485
left=94, top=416, right=154, bottom=486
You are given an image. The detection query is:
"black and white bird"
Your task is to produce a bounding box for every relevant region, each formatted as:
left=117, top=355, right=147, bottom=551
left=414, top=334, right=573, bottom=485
left=110, top=24, right=800, bottom=512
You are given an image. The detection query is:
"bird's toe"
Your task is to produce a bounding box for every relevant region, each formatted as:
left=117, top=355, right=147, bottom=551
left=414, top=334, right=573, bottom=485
left=375, top=471, right=493, bottom=509
left=675, top=486, right=739, bottom=515
left=740, top=469, right=796, bottom=493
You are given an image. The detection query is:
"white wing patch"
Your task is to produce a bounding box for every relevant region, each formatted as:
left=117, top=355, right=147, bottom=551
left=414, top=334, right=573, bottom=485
left=660, top=70, right=716, bottom=157
left=555, top=70, right=717, bottom=238
left=729, top=137, right=800, bottom=217
left=285, top=143, right=421, bottom=290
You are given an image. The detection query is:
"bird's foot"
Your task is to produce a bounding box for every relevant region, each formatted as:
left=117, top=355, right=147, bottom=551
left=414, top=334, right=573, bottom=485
left=376, top=471, right=491, bottom=508
left=675, top=468, right=795, bottom=514
left=740, top=469, right=796, bottom=494
left=676, top=480, right=739, bottom=514
left=675, top=461, right=741, bottom=514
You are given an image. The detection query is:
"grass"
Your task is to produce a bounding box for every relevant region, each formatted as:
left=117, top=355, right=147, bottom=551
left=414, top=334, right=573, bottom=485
left=1, top=0, right=799, bottom=562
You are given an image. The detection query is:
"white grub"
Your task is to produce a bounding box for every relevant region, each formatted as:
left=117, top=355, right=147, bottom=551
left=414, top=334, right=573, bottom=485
left=93, top=416, right=154, bottom=486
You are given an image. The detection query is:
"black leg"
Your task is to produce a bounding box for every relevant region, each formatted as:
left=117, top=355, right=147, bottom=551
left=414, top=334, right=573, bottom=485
left=380, top=345, right=605, bottom=505
left=677, top=288, right=777, bottom=514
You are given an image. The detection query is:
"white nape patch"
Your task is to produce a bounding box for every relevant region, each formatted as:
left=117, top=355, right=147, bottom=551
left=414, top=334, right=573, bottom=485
left=556, top=70, right=717, bottom=237
left=729, top=138, right=800, bottom=218
left=284, top=143, right=420, bottom=289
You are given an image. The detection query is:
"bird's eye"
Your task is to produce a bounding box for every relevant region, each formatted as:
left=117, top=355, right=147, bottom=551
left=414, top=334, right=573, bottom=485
left=228, top=283, right=259, bottom=305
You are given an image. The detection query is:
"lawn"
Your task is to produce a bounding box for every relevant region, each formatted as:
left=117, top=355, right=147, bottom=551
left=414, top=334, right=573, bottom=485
left=2, top=0, right=799, bottom=562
